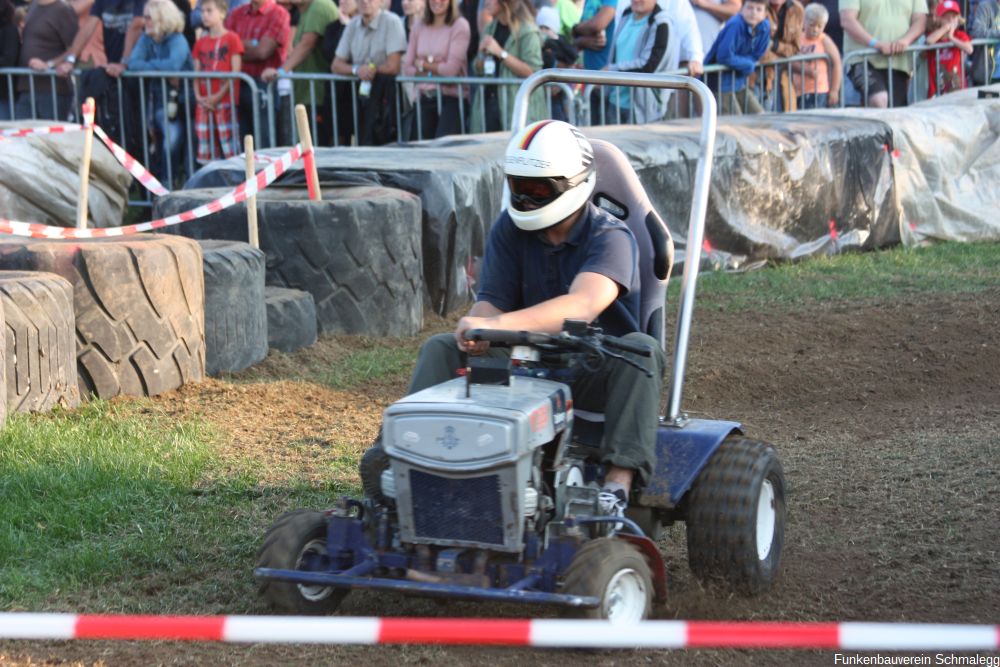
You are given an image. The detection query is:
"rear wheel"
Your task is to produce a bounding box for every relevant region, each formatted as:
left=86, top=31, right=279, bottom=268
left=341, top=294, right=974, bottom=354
left=685, top=436, right=786, bottom=595
left=256, top=509, right=348, bottom=614
left=561, top=538, right=653, bottom=622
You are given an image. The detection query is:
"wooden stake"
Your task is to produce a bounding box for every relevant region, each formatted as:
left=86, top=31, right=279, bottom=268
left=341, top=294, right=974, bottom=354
left=294, top=104, right=321, bottom=201
left=76, top=97, right=96, bottom=229
left=244, top=135, right=260, bottom=249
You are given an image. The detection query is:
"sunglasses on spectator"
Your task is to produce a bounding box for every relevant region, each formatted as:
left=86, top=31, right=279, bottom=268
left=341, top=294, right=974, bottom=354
left=508, top=168, right=591, bottom=209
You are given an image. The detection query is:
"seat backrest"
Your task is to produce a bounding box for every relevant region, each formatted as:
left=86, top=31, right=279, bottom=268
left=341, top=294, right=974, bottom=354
left=589, top=139, right=674, bottom=350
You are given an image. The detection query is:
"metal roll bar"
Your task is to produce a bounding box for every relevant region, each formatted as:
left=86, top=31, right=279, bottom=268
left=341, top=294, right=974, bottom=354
left=510, top=70, right=717, bottom=425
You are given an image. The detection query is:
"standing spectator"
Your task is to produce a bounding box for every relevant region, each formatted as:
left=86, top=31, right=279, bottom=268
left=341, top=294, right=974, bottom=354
left=757, top=0, right=803, bottom=111
left=193, top=0, right=244, bottom=162
left=925, top=0, right=972, bottom=95
left=1, top=0, right=19, bottom=120
left=803, top=0, right=841, bottom=51
left=87, top=0, right=144, bottom=75
left=15, top=0, right=78, bottom=120
left=791, top=1, right=840, bottom=108
left=604, top=0, right=678, bottom=123
left=555, top=0, right=581, bottom=37
left=331, top=0, right=406, bottom=144
left=471, top=0, right=544, bottom=132
left=840, top=0, right=927, bottom=108
left=690, top=0, right=740, bottom=62
left=970, top=0, right=1000, bottom=83
left=703, top=0, right=769, bottom=114
left=537, top=4, right=578, bottom=121
left=126, top=0, right=193, bottom=181
left=262, top=0, right=337, bottom=142
left=400, top=0, right=423, bottom=38
left=402, top=0, right=471, bottom=139
left=226, top=0, right=291, bottom=144
left=69, top=0, right=108, bottom=69
left=572, top=0, right=615, bottom=73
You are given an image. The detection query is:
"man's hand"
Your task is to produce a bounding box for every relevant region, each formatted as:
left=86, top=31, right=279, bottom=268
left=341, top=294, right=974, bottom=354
left=55, top=61, right=75, bottom=77
left=261, top=67, right=279, bottom=83
left=28, top=58, right=48, bottom=71
left=828, top=89, right=840, bottom=107
left=687, top=60, right=704, bottom=77
left=104, top=62, right=126, bottom=77
left=357, top=62, right=376, bottom=81
left=455, top=315, right=493, bottom=355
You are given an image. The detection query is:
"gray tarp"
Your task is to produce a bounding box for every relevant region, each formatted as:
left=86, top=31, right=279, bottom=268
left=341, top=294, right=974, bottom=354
left=188, top=112, right=899, bottom=314
left=817, top=90, right=1000, bottom=246
left=0, top=122, right=132, bottom=228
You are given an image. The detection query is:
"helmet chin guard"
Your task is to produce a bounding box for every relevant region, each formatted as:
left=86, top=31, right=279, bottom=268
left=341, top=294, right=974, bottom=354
left=504, top=120, right=597, bottom=231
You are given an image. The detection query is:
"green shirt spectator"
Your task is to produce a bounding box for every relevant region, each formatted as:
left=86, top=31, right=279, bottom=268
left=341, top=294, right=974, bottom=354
left=840, top=0, right=927, bottom=74
left=261, top=0, right=338, bottom=103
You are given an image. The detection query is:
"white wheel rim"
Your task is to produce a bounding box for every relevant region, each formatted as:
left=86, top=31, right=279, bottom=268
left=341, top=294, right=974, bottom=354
left=296, top=538, right=334, bottom=602
left=603, top=568, right=648, bottom=623
left=756, top=479, right=777, bottom=561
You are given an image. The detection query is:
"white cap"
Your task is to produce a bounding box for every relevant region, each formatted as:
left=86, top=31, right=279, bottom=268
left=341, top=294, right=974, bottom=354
left=536, top=5, right=561, bottom=34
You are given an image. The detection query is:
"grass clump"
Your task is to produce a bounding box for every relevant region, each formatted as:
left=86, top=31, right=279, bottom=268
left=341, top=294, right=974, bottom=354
left=0, top=401, right=346, bottom=612
left=677, top=241, right=1000, bottom=310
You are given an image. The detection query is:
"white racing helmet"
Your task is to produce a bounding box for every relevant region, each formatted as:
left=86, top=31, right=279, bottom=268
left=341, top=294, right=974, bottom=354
left=504, top=120, right=597, bottom=231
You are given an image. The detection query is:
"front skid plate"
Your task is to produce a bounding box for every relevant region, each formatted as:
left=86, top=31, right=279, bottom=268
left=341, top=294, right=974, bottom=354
left=255, top=567, right=601, bottom=608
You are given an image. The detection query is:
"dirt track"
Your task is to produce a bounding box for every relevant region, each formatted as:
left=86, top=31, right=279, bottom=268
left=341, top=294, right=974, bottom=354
left=3, top=289, right=999, bottom=666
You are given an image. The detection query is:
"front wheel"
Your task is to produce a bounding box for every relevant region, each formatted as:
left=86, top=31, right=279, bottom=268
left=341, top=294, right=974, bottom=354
left=561, top=538, right=653, bottom=622
left=256, top=509, right=349, bottom=614
left=685, top=436, right=786, bottom=596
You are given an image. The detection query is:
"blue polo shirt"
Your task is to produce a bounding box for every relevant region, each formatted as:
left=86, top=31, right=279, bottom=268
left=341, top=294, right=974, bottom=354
left=477, top=202, right=641, bottom=337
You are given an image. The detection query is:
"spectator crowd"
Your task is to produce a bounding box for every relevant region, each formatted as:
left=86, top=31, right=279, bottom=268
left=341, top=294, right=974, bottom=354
left=2, top=0, right=1000, bottom=175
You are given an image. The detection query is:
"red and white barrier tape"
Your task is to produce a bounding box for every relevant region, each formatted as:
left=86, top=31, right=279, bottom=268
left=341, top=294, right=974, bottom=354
left=90, top=123, right=171, bottom=197
left=0, top=615, right=997, bottom=649
left=0, top=144, right=302, bottom=239
left=0, top=123, right=84, bottom=139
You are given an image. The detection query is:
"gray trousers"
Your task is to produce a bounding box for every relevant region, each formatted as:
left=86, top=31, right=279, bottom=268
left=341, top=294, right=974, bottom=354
left=408, top=332, right=666, bottom=485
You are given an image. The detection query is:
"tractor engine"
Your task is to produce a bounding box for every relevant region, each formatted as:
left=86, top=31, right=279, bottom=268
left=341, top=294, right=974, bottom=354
left=379, top=374, right=572, bottom=553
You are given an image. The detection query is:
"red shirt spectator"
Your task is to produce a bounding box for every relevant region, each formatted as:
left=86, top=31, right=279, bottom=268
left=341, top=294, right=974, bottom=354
left=224, top=0, right=290, bottom=79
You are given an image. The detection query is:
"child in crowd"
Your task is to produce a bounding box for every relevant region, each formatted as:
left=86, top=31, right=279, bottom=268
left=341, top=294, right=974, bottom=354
left=192, top=0, right=244, bottom=163
left=792, top=2, right=841, bottom=108
left=703, top=0, right=770, bottom=114
left=925, top=0, right=973, bottom=96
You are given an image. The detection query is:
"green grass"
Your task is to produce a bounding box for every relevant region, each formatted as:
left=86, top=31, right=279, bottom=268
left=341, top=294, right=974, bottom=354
left=0, top=401, right=354, bottom=612
left=316, top=346, right=417, bottom=389
left=671, top=241, right=1000, bottom=310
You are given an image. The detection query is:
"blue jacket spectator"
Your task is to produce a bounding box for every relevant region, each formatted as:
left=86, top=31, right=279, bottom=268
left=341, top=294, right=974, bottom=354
left=704, top=5, right=769, bottom=93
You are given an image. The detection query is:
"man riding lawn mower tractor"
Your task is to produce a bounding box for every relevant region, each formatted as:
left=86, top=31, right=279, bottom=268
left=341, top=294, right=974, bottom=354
left=255, top=72, right=787, bottom=623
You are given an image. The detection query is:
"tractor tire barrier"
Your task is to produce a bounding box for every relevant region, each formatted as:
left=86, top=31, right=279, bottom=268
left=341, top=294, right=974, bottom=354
left=0, top=614, right=997, bottom=650
left=154, top=186, right=424, bottom=336
left=200, top=240, right=268, bottom=376
left=0, top=271, right=79, bottom=413
left=264, top=286, right=317, bottom=354
left=0, top=236, right=205, bottom=399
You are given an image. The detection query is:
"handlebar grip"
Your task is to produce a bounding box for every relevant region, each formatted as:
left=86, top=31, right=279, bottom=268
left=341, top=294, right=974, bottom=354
left=603, top=335, right=653, bottom=357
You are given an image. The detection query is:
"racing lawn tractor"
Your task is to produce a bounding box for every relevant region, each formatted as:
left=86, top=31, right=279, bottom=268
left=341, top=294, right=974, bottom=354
left=255, top=71, right=787, bottom=622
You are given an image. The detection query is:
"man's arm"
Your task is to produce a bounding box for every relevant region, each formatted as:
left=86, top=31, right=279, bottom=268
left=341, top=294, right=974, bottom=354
left=456, top=271, right=620, bottom=341
left=263, top=31, right=320, bottom=81
left=690, top=0, right=742, bottom=23
left=573, top=3, right=616, bottom=52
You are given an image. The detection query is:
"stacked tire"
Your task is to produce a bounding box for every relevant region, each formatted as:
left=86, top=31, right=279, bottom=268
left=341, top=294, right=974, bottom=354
left=154, top=185, right=424, bottom=336
left=200, top=240, right=268, bottom=375
left=0, top=271, right=79, bottom=413
left=0, top=235, right=205, bottom=399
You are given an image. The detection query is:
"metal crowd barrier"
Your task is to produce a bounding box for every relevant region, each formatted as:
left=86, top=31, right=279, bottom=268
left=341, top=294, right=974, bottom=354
left=4, top=40, right=999, bottom=194
left=841, top=37, right=1000, bottom=107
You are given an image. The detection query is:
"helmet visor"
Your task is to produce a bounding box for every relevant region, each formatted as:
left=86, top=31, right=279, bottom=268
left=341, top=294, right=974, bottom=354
left=508, top=167, right=593, bottom=212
